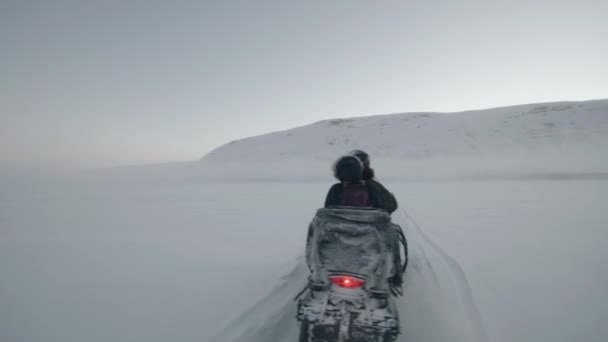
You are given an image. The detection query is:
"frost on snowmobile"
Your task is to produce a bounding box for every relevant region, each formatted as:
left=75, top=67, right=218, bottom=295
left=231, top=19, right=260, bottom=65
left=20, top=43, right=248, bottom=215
left=297, top=207, right=407, bottom=342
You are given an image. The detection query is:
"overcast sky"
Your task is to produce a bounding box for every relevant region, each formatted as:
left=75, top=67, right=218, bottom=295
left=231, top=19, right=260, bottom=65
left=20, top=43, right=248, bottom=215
left=1, top=0, right=606, bottom=169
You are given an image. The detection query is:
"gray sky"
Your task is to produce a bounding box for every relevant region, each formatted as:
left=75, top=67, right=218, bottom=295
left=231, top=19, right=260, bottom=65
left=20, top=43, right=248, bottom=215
left=1, top=0, right=607, bottom=170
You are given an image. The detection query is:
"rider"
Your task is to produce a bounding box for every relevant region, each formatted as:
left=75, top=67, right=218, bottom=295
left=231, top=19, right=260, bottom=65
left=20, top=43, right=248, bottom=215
left=324, top=155, right=386, bottom=210
left=349, top=150, right=398, bottom=214
left=324, top=152, right=404, bottom=290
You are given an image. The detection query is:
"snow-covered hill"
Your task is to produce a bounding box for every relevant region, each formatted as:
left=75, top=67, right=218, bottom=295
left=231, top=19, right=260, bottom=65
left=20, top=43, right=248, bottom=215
left=204, top=100, right=608, bottom=162
left=200, top=99, right=608, bottom=180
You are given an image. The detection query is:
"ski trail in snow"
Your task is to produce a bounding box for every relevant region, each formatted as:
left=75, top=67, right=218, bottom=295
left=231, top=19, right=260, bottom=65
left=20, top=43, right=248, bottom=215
left=395, top=209, right=489, bottom=342
left=209, top=210, right=488, bottom=342
left=208, top=258, right=306, bottom=342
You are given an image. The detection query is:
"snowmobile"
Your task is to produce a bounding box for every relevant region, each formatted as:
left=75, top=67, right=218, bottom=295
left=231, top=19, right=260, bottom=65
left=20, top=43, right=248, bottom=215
left=296, top=207, right=408, bottom=342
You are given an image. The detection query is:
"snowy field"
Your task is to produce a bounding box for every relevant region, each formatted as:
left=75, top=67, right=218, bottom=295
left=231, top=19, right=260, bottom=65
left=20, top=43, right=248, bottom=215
left=1, top=176, right=607, bottom=342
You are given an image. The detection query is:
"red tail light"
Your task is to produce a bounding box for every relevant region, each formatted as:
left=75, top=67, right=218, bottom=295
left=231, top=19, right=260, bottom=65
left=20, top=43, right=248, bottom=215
left=328, top=275, right=365, bottom=288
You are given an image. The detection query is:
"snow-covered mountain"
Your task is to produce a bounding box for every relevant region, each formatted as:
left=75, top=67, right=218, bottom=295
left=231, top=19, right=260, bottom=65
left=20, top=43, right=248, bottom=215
left=204, top=100, right=608, bottom=162
left=200, top=99, right=608, bottom=180
left=89, top=99, right=608, bottom=181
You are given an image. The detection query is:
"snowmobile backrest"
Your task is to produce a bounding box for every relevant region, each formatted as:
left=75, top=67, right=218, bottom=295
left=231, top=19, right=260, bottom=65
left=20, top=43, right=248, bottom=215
left=306, top=208, right=397, bottom=290
left=315, top=207, right=391, bottom=224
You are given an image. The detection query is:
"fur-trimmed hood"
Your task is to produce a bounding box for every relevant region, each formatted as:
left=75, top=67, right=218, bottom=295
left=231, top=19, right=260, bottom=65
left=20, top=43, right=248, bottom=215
left=333, top=155, right=363, bottom=182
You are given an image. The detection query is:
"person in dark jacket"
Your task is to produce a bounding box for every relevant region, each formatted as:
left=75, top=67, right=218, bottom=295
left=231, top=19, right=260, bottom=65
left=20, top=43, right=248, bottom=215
left=323, top=153, right=405, bottom=290
left=350, top=150, right=404, bottom=289
left=349, top=150, right=398, bottom=214
left=324, top=155, right=387, bottom=210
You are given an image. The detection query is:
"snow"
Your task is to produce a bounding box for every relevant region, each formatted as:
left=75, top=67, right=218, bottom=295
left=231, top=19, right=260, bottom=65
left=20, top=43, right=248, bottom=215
left=2, top=177, right=607, bottom=342
left=1, top=99, right=608, bottom=342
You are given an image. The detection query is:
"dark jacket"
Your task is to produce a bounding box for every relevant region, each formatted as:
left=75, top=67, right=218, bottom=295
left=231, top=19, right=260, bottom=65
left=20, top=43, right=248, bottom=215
left=366, top=179, right=398, bottom=214
left=362, top=167, right=398, bottom=214
left=325, top=182, right=388, bottom=211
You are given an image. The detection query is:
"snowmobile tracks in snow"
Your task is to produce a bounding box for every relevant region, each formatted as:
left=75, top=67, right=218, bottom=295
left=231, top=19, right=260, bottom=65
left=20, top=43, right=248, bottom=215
left=209, top=209, right=488, bottom=342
